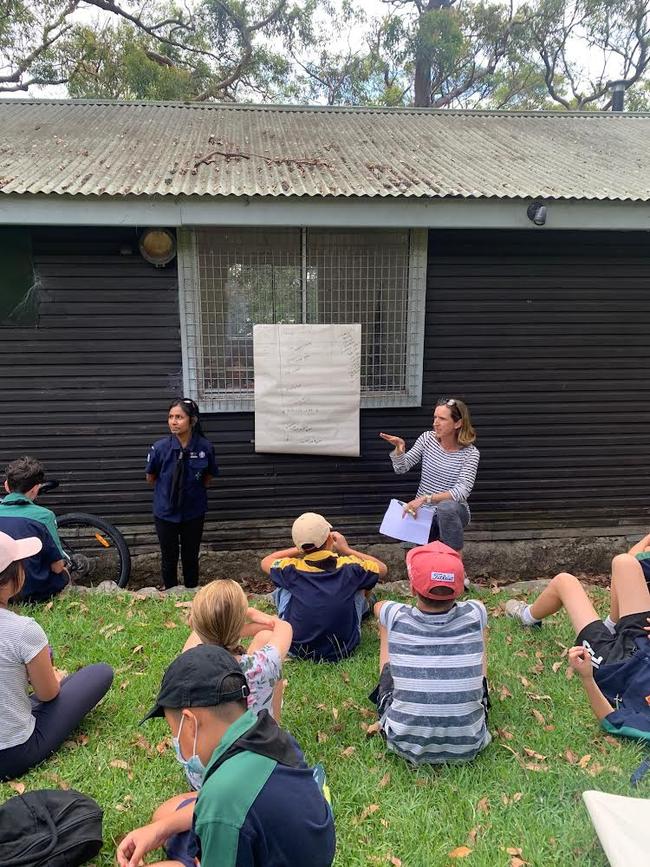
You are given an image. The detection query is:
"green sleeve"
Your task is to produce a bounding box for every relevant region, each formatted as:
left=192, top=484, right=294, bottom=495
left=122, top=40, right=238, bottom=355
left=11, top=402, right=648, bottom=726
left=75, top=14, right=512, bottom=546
left=46, top=511, right=65, bottom=557
left=194, top=819, right=240, bottom=867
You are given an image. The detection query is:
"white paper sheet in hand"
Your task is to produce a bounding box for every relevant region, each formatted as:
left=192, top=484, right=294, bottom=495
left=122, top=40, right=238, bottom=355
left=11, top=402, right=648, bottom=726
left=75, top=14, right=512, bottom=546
left=254, top=323, right=361, bottom=457
left=379, top=499, right=434, bottom=545
left=583, top=790, right=650, bottom=867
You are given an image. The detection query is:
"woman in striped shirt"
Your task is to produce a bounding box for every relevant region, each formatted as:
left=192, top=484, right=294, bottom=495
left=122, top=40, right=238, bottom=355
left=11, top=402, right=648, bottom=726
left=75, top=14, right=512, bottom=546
left=380, top=398, right=479, bottom=551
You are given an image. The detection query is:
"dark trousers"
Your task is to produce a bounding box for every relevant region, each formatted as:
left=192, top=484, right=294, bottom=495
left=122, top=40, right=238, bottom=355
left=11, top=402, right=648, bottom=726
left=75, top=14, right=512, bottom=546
left=155, top=515, right=205, bottom=589
left=0, top=663, right=114, bottom=782
left=428, top=500, right=470, bottom=550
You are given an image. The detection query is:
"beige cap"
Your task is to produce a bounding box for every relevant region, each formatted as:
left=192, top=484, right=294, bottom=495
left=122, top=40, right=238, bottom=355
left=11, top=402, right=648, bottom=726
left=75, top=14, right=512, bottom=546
left=291, top=513, right=332, bottom=551
left=0, top=530, right=42, bottom=573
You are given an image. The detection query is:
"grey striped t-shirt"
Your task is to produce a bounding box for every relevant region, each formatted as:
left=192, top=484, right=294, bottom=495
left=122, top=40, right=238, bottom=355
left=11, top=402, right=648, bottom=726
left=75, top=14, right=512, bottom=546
left=379, top=599, right=490, bottom=764
left=390, top=432, right=479, bottom=519
left=0, top=608, right=49, bottom=749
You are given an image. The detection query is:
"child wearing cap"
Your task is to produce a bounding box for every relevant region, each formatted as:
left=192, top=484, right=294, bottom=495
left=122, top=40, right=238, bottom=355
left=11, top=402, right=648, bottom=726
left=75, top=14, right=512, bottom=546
left=0, top=531, right=113, bottom=781
left=371, top=541, right=490, bottom=765
left=117, top=644, right=335, bottom=867
left=260, top=513, right=387, bottom=662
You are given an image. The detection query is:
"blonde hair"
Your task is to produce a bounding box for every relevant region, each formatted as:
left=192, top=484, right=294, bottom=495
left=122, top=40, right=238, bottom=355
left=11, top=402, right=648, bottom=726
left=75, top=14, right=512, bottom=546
left=436, top=398, right=477, bottom=447
left=190, top=579, right=248, bottom=653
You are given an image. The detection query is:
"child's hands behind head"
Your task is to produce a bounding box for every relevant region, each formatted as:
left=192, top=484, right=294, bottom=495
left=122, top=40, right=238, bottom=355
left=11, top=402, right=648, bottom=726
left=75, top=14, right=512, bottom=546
left=568, top=646, right=594, bottom=679
left=330, top=531, right=350, bottom=555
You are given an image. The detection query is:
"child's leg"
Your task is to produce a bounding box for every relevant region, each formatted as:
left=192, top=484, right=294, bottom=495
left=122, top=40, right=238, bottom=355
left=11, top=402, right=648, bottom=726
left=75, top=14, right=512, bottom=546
left=0, top=662, right=113, bottom=780
left=610, top=553, right=650, bottom=620
left=527, top=572, right=600, bottom=634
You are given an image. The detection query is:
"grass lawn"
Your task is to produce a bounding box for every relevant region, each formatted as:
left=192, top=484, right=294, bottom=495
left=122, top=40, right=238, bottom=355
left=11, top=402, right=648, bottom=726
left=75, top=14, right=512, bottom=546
left=1, top=586, right=646, bottom=867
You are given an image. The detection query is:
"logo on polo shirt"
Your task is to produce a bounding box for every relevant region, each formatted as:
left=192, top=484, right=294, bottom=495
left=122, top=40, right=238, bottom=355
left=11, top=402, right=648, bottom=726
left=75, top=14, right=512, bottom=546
left=430, top=571, right=455, bottom=583
left=199, top=451, right=205, bottom=458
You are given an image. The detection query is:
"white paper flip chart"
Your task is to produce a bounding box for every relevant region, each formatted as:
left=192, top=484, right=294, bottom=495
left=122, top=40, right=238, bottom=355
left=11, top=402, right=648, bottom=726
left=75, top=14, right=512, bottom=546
left=253, top=324, right=361, bottom=456
left=583, top=790, right=650, bottom=867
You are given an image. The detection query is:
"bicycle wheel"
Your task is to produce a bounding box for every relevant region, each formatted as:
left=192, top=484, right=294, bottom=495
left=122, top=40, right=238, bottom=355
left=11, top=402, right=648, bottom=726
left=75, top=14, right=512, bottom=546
left=56, top=512, right=131, bottom=589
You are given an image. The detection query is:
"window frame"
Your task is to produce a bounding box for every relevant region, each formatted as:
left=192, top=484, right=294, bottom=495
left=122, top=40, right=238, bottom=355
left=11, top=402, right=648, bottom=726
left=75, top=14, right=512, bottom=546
left=178, top=226, right=427, bottom=413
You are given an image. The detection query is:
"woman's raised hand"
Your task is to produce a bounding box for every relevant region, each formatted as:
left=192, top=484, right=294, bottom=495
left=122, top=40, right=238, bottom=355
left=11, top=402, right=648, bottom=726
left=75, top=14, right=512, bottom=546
left=379, top=432, right=405, bottom=453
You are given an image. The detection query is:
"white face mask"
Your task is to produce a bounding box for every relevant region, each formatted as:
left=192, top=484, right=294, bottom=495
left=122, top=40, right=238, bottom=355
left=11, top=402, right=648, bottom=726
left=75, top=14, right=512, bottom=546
left=172, top=714, right=206, bottom=791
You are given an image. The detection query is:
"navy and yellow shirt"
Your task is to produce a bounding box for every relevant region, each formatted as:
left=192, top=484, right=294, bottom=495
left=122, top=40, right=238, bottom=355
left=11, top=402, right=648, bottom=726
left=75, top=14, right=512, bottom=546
left=0, top=493, right=67, bottom=602
left=270, top=549, right=380, bottom=662
left=145, top=433, right=218, bottom=523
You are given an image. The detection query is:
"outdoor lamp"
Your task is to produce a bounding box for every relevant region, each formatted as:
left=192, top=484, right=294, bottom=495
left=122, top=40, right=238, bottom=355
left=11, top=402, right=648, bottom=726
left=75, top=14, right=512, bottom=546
left=139, top=228, right=177, bottom=267
left=526, top=201, right=547, bottom=226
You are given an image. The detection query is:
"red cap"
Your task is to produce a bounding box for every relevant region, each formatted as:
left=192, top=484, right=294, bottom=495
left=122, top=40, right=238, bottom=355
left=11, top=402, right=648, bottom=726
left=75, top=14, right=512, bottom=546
left=406, top=541, right=465, bottom=600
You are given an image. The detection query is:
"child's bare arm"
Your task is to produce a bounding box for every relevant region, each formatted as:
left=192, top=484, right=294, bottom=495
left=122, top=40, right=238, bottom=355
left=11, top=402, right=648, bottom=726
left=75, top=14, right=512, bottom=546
left=331, top=532, right=388, bottom=577
left=627, top=532, right=650, bottom=557
left=569, top=646, right=614, bottom=721
left=260, top=547, right=301, bottom=574
left=373, top=600, right=388, bottom=619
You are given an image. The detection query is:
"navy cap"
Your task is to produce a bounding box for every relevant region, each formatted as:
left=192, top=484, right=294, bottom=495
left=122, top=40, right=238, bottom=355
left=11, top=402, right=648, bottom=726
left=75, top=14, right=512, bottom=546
left=140, top=644, right=250, bottom=723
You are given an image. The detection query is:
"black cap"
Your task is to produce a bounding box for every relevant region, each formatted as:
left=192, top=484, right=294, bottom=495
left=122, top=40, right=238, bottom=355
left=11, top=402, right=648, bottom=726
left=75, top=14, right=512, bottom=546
left=140, top=644, right=250, bottom=723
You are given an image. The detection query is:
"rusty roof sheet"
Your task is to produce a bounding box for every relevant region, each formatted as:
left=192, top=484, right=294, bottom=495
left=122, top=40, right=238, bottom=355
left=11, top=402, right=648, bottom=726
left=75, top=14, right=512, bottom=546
left=0, top=99, right=649, bottom=201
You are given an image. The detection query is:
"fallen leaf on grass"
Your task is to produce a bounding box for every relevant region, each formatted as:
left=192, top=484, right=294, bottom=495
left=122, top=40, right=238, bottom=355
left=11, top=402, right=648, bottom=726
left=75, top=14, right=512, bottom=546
left=356, top=804, right=380, bottom=823
left=511, top=859, right=530, bottom=867
left=523, top=748, right=546, bottom=761
left=332, top=707, right=339, bottom=721
left=45, top=600, right=54, bottom=611
left=506, top=848, right=523, bottom=857
left=388, top=857, right=402, bottom=866
left=519, top=676, right=531, bottom=688
left=163, top=620, right=178, bottom=629
left=499, top=685, right=513, bottom=701
left=380, top=818, right=390, bottom=828
left=565, top=750, right=578, bottom=765
left=552, top=661, right=563, bottom=673
left=8, top=781, right=25, bottom=794
left=341, top=672, right=350, bottom=684
left=379, top=773, right=391, bottom=788
left=467, top=826, right=482, bottom=845
left=578, top=754, right=591, bottom=769
left=175, top=601, right=193, bottom=608
left=603, top=735, right=621, bottom=749
left=476, top=797, right=490, bottom=814
left=365, top=721, right=380, bottom=737
left=46, top=773, right=69, bottom=790
left=120, top=680, right=130, bottom=691
left=586, top=762, right=604, bottom=776
left=448, top=845, right=472, bottom=858
left=523, top=763, right=548, bottom=773
left=495, top=728, right=514, bottom=740
left=132, top=645, right=144, bottom=655
left=156, top=737, right=171, bottom=754
left=133, top=735, right=153, bottom=754
left=340, top=746, right=356, bottom=758
left=110, top=759, right=130, bottom=770
left=317, top=731, right=328, bottom=743
left=531, top=709, right=546, bottom=725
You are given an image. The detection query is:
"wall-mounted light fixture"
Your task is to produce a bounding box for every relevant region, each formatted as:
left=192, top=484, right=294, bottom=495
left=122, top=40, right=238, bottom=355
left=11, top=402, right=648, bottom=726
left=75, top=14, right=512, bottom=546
left=526, top=201, right=547, bottom=227
left=139, top=228, right=177, bottom=267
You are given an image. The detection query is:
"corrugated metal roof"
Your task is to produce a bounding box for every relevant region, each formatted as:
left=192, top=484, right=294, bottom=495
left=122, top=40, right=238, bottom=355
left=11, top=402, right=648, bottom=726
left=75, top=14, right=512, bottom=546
left=1, top=99, right=649, bottom=201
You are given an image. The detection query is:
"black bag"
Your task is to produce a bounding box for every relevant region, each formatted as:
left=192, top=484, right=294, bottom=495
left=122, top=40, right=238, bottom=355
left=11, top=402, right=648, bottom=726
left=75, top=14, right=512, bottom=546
left=0, top=789, right=103, bottom=866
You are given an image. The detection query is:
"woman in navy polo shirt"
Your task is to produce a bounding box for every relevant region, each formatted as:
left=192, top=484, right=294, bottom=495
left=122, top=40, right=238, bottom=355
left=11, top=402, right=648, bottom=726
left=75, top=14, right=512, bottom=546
left=146, top=399, right=218, bottom=590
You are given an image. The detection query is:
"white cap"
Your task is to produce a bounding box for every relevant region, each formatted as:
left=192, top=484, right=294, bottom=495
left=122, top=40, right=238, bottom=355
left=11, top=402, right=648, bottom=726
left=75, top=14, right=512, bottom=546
left=0, top=530, right=42, bottom=573
left=291, top=513, right=332, bottom=551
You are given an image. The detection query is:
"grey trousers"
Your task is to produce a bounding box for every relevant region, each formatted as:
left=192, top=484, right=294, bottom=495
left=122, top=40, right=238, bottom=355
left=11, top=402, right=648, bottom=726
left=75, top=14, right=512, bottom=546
left=428, top=500, right=470, bottom=550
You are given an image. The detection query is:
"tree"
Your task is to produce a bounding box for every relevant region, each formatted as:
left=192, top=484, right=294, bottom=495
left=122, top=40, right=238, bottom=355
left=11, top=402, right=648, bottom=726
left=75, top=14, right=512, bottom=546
left=0, top=0, right=314, bottom=100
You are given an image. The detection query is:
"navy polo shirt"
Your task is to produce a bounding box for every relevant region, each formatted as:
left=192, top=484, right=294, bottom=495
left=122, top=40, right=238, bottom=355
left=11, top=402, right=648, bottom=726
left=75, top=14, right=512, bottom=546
left=0, top=493, right=67, bottom=601
left=145, top=433, right=218, bottom=523
left=270, top=550, right=380, bottom=661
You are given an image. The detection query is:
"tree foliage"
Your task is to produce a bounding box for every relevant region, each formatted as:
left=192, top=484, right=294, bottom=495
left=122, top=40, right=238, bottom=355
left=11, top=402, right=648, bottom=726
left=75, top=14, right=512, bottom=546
left=0, top=0, right=648, bottom=108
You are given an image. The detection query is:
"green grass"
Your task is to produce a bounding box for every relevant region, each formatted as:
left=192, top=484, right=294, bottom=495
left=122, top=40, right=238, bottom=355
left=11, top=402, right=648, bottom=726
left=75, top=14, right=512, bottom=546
left=1, top=588, right=646, bottom=867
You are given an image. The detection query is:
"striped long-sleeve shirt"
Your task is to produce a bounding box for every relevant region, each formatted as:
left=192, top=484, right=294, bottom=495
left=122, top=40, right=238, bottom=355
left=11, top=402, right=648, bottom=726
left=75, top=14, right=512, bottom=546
left=390, top=431, right=479, bottom=519
left=379, top=600, right=490, bottom=765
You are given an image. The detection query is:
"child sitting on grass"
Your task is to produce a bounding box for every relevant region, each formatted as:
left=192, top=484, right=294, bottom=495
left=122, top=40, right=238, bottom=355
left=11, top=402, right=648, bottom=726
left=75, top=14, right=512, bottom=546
left=118, top=645, right=335, bottom=867
left=183, top=579, right=292, bottom=722
left=506, top=552, right=650, bottom=739
left=260, top=513, right=387, bottom=662
left=371, top=541, right=490, bottom=765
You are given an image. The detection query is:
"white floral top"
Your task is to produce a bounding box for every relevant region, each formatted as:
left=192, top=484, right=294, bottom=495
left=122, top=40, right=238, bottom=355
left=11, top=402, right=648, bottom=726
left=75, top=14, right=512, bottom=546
left=238, top=644, right=282, bottom=718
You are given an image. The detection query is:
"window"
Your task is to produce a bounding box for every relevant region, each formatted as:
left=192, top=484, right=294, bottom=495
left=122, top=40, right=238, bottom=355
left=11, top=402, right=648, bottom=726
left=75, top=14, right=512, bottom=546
left=0, top=228, right=38, bottom=326
left=179, top=227, right=427, bottom=412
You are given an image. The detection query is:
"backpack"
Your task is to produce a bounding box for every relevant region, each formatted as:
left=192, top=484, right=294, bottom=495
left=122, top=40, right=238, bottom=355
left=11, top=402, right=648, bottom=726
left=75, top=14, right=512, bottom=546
left=0, top=789, right=103, bottom=866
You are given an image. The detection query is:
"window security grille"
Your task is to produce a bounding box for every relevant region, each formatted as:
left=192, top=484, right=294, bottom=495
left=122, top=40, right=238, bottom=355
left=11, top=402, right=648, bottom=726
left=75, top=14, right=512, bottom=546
left=179, top=227, right=427, bottom=412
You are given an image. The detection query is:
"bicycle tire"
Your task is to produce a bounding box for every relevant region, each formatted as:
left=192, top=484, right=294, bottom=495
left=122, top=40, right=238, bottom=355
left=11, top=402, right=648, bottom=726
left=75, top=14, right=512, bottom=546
left=57, top=512, right=132, bottom=589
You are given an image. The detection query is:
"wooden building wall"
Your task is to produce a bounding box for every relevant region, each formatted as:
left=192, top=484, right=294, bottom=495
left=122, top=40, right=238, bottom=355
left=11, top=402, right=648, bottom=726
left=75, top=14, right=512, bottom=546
left=1, top=225, right=649, bottom=552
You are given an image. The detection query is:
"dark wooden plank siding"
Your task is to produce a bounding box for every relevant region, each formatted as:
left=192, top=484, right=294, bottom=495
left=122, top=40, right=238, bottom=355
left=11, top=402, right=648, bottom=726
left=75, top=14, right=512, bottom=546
left=0, top=226, right=648, bottom=553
